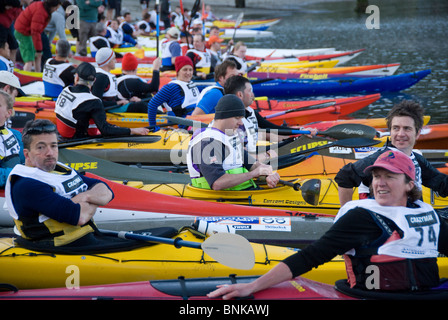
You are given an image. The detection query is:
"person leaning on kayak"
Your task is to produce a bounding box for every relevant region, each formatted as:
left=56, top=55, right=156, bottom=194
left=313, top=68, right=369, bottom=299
left=5, top=119, right=146, bottom=252
left=91, top=47, right=147, bottom=113
left=147, top=56, right=200, bottom=131
left=55, top=62, right=149, bottom=139
left=0, top=89, right=24, bottom=186
left=335, top=100, right=448, bottom=206
left=117, top=53, right=161, bottom=101
left=191, top=60, right=239, bottom=116
left=186, top=94, right=280, bottom=191
left=208, top=150, right=448, bottom=299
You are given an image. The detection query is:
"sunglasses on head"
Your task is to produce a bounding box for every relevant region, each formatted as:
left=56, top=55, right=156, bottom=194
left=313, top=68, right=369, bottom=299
left=25, top=124, right=57, bottom=134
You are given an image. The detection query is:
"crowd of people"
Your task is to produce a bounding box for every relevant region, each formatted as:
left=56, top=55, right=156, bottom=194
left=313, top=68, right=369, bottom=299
left=1, top=0, right=448, bottom=300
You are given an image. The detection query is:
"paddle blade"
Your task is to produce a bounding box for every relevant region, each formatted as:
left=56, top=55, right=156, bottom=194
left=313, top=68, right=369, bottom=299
left=134, top=49, right=145, bottom=59
left=300, top=179, right=321, bottom=206
left=322, top=123, right=378, bottom=140
left=202, top=233, right=255, bottom=270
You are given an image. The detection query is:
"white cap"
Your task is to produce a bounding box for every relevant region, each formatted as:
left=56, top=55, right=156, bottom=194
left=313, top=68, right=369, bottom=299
left=0, top=71, right=21, bottom=89
left=95, top=47, right=115, bottom=67
left=166, top=27, right=180, bottom=39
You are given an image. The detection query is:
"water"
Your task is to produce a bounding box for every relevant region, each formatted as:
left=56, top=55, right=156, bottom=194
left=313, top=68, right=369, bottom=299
left=124, top=0, right=448, bottom=124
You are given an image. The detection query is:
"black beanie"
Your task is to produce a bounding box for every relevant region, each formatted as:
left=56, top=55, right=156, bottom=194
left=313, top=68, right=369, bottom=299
left=214, top=94, right=245, bottom=120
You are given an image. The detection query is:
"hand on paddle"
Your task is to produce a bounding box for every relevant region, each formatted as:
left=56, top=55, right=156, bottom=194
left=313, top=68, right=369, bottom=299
left=251, top=163, right=280, bottom=188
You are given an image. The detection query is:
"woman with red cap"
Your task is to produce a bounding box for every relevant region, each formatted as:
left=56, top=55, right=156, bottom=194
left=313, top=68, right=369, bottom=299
left=117, top=53, right=161, bottom=101
left=208, top=149, right=448, bottom=299
left=147, top=56, right=200, bottom=130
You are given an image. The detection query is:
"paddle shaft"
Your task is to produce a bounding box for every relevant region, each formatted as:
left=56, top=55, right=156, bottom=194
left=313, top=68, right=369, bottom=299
left=99, top=229, right=201, bottom=249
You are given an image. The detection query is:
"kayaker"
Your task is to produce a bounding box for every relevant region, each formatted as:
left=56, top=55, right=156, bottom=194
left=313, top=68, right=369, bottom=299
left=191, top=60, right=239, bottom=116
left=187, top=94, right=280, bottom=191
left=55, top=62, right=149, bottom=139
left=223, top=41, right=260, bottom=75
left=186, top=34, right=213, bottom=80
left=224, top=75, right=316, bottom=160
left=117, top=53, right=161, bottom=100
left=42, top=39, right=75, bottom=98
left=91, top=47, right=147, bottom=113
left=0, top=71, right=23, bottom=100
left=0, top=89, right=24, bottom=186
left=147, top=55, right=200, bottom=130
left=208, top=149, right=448, bottom=299
left=208, top=35, right=224, bottom=69
left=335, top=100, right=448, bottom=206
left=0, top=41, right=14, bottom=73
left=105, top=19, right=139, bottom=49
left=5, top=119, right=145, bottom=252
left=160, top=27, right=181, bottom=72
left=88, top=22, right=111, bottom=58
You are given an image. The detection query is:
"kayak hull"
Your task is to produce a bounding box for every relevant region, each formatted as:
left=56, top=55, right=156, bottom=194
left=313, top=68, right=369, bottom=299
left=251, top=70, right=431, bottom=98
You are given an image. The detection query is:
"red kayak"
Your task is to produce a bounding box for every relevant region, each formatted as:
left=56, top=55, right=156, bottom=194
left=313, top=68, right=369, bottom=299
left=0, top=276, right=354, bottom=300
left=1, top=275, right=446, bottom=300
left=258, top=94, right=380, bottom=126
left=73, top=55, right=158, bottom=65
left=251, top=93, right=380, bottom=112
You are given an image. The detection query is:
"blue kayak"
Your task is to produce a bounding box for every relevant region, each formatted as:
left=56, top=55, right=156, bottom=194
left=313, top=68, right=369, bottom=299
left=250, top=69, right=431, bottom=98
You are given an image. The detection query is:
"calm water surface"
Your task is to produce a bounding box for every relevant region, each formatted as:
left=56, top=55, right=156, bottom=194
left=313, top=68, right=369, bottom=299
left=125, top=0, right=448, bottom=124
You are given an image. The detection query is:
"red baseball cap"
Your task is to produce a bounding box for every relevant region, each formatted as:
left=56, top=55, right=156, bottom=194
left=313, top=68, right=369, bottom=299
left=364, top=150, right=415, bottom=181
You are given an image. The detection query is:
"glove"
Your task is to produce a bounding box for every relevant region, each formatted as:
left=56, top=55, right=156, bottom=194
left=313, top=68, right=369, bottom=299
left=150, top=126, right=160, bottom=133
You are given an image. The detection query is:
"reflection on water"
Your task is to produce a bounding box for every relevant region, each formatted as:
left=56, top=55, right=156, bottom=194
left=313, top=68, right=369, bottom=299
left=249, top=0, right=448, bottom=124
left=123, top=0, right=448, bottom=124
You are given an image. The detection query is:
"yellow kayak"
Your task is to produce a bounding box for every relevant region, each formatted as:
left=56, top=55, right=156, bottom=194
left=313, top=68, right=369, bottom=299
left=0, top=229, right=293, bottom=289
left=256, top=59, right=339, bottom=70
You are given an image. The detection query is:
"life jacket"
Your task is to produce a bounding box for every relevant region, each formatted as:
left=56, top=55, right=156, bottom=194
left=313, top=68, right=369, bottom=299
left=162, top=80, right=200, bottom=116
left=54, top=86, right=102, bottom=138
left=95, top=67, right=119, bottom=99
left=336, top=199, right=440, bottom=291
left=136, top=20, right=151, bottom=33
left=42, top=58, right=73, bottom=97
left=0, top=127, right=21, bottom=167
left=197, top=84, right=224, bottom=103
left=106, top=27, right=124, bottom=46
left=89, top=36, right=110, bottom=58
left=0, top=56, right=14, bottom=73
left=186, top=48, right=212, bottom=74
left=5, top=162, right=94, bottom=247
left=116, top=74, right=147, bottom=99
left=161, top=39, right=178, bottom=66
left=224, top=54, right=247, bottom=74
left=240, top=107, right=259, bottom=154
left=187, top=127, right=256, bottom=191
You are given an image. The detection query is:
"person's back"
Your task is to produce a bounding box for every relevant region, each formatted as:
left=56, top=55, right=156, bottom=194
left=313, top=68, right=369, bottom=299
left=42, top=39, right=74, bottom=98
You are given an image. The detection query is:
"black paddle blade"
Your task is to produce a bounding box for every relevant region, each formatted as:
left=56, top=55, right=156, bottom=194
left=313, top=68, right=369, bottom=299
left=322, top=123, right=378, bottom=140
left=300, top=179, right=321, bottom=206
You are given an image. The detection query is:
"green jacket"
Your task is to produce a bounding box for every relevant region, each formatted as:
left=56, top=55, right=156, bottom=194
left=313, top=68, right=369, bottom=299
left=77, top=0, right=103, bottom=22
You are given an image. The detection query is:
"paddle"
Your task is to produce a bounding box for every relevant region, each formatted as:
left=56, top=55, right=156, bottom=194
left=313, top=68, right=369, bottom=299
left=264, top=123, right=378, bottom=140
left=156, top=0, right=160, bottom=57
left=188, top=0, right=202, bottom=30
left=99, top=229, right=255, bottom=270
left=279, top=178, right=321, bottom=206
left=232, top=12, right=244, bottom=43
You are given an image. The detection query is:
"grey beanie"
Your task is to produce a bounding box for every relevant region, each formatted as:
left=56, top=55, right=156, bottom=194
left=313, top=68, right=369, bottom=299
left=214, top=94, right=246, bottom=120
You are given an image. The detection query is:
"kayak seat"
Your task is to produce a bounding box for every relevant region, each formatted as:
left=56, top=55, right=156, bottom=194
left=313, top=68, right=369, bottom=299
left=151, top=275, right=259, bottom=299
left=15, top=227, right=179, bottom=255
left=334, top=279, right=448, bottom=300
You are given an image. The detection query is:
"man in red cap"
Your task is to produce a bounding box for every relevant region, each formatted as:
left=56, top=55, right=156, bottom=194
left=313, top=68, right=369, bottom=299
left=147, top=56, right=199, bottom=129
left=117, top=53, right=161, bottom=101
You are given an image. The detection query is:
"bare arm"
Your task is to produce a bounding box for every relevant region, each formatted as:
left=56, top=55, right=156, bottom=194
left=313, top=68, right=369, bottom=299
left=207, top=262, right=293, bottom=300
left=338, top=186, right=354, bottom=207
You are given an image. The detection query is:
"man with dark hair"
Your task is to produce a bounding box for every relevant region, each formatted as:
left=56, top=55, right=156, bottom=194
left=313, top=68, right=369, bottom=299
left=191, top=60, right=239, bottom=116
left=335, top=100, right=448, bottom=206
left=187, top=94, right=279, bottom=191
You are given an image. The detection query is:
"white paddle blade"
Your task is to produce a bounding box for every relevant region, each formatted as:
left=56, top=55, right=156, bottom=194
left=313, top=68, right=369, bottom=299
left=201, top=233, right=255, bottom=270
